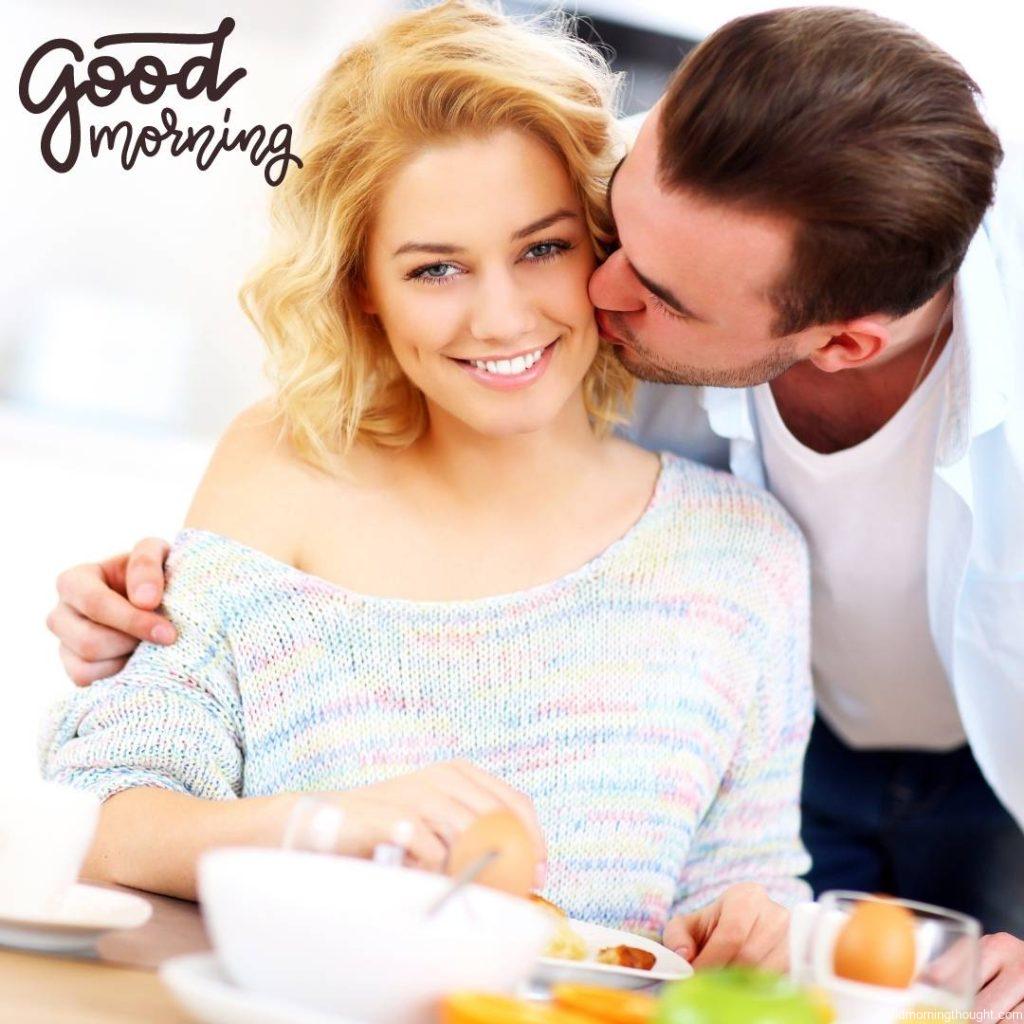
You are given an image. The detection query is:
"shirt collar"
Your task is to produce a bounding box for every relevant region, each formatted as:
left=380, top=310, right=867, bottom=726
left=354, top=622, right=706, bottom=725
left=697, top=220, right=1015, bottom=463
left=935, top=221, right=1015, bottom=465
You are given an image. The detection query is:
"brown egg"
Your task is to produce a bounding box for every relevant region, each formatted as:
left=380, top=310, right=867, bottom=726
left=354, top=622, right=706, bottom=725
left=446, top=810, right=538, bottom=898
left=833, top=898, right=917, bottom=988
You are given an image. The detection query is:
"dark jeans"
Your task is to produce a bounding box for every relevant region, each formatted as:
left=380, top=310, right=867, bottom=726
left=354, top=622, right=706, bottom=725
left=801, top=714, right=1024, bottom=935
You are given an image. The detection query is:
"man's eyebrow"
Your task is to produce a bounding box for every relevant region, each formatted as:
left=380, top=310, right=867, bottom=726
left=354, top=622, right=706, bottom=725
left=632, top=263, right=702, bottom=320
left=392, top=208, right=577, bottom=258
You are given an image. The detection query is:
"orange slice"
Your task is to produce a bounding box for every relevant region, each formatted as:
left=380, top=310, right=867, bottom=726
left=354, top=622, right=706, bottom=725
left=440, top=992, right=599, bottom=1024
left=551, top=984, right=659, bottom=1024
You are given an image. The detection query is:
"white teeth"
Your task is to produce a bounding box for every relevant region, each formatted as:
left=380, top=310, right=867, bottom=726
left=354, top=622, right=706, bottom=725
left=469, top=346, right=547, bottom=375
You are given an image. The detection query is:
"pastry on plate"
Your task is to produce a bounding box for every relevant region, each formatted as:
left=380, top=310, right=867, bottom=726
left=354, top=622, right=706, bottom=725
left=596, top=945, right=656, bottom=971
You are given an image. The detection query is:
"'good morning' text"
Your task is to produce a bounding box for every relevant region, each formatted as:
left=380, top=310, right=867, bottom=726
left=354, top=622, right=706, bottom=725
left=18, top=18, right=302, bottom=186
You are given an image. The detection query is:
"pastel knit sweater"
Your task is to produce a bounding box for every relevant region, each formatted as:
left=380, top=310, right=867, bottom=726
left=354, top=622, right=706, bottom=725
left=42, top=452, right=813, bottom=935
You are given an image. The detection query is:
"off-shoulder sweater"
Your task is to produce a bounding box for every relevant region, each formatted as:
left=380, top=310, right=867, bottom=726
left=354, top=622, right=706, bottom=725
left=42, top=452, right=813, bottom=935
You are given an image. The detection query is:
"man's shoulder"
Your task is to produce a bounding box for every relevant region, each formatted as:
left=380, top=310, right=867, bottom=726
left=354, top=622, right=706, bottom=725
left=622, top=381, right=732, bottom=470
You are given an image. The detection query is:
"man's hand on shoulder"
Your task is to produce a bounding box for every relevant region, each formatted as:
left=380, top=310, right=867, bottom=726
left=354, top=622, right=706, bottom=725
left=47, top=538, right=176, bottom=686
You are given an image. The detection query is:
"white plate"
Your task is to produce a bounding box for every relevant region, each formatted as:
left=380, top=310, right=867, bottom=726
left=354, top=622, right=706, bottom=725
left=533, top=919, right=692, bottom=989
left=161, top=953, right=367, bottom=1024
left=0, top=883, right=152, bottom=953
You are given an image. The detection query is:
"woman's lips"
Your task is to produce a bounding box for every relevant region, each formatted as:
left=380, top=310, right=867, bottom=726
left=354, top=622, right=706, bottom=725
left=452, top=339, right=557, bottom=391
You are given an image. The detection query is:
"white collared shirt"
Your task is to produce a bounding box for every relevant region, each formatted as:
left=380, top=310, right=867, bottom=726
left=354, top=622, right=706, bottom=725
left=622, top=138, right=1024, bottom=824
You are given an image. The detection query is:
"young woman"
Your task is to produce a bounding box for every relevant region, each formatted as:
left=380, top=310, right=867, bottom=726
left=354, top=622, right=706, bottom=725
left=43, top=0, right=812, bottom=940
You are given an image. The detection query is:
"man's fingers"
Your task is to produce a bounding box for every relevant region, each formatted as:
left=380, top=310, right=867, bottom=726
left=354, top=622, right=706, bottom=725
left=124, top=537, right=171, bottom=608
left=975, top=974, right=1024, bottom=1018
left=47, top=604, right=139, bottom=661
left=58, top=644, right=127, bottom=687
left=59, top=569, right=175, bottom=644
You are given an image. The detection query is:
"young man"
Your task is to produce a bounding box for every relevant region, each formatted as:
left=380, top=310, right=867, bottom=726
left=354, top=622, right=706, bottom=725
left=44, top=7, right=1024, bottom=1012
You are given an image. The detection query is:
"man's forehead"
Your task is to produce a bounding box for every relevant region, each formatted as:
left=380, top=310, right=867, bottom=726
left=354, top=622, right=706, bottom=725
left=610, top=131, right=793, bottom=308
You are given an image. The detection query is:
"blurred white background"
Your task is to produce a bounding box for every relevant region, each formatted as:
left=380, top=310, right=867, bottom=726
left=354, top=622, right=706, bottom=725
left=2, top=0, right=1021, bottom=788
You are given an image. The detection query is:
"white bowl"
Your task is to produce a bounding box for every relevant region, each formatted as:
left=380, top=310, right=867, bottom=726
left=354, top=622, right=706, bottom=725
left=198, top=848, right=553, bottom=1024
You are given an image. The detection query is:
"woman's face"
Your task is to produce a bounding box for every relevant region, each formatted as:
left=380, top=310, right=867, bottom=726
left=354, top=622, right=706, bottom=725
left=363, top=129, right=599, bottom=439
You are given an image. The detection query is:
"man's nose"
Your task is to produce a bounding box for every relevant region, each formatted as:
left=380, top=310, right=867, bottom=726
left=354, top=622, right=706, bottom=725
left=589, top=248, right=644, bottom=314
left=469, top=269, right=539, bottom=344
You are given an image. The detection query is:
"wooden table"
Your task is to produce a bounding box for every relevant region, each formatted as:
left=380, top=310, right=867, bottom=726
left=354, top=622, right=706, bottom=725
left=0, top=883, right=211, bottom=1023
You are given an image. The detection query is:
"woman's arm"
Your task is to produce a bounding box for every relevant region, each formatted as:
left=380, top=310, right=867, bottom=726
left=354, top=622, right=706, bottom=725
left=660, top=514, right=814, bottom=969
left=82, top=788, right=294, bottom=901
left=673, top=520, right=815, bottom=913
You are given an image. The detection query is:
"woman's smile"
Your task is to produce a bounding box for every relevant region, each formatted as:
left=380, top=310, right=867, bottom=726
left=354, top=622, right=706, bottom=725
left=450, top=338, right=558, bottom=390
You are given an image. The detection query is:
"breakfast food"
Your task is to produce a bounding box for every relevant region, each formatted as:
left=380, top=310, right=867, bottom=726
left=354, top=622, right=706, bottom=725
left=446, top=811, right=539, bottom=897
left=832, top=898, right=916, bottom=989
left=596, top=946, right=657, bottom=971
left=529, top=894, right=588, bottom=960
left=552, top=984, right=659, bottom=1024
left=527, top=896, right=656, bottom=970
left=654, top=968, right=824, bottom=1024
left=441, top=992, right=598, bottom=1024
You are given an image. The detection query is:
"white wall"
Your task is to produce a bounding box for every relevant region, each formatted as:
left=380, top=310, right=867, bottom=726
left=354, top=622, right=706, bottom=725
left=1, top=0, right=394, bottom=787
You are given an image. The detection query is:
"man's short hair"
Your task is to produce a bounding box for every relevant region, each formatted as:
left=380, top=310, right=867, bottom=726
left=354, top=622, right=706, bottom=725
left=658, top=6, right=1004, bottom=335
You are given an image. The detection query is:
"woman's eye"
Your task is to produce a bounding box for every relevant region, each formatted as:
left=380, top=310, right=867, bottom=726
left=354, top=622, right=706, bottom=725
left=409, top=262, right=462, bottom=284
left=523, top=240, right=571, bottom=262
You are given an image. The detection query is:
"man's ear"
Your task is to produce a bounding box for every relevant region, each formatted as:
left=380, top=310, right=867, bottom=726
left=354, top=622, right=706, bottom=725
left=805, top=316, right=891, bottom=373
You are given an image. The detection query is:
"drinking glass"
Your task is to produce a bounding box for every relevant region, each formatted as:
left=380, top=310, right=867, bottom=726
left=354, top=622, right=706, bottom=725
left=789, top=890, right=980, bottom=1023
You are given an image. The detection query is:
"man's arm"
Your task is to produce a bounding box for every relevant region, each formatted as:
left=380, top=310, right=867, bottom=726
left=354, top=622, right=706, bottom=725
left=46, top=538, right=176, bottom=685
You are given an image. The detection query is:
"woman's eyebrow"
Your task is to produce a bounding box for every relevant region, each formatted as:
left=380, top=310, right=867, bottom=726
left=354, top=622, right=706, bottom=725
left=392, top=209, right=578, bottom=258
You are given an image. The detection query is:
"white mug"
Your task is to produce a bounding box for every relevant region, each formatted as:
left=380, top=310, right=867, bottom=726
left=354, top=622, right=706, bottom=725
left=0, top=781, right=100, bottom=917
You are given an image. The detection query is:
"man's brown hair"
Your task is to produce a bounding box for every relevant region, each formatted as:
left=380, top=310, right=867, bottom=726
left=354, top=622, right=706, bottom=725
left=658, top=6, right=1003, bottom=336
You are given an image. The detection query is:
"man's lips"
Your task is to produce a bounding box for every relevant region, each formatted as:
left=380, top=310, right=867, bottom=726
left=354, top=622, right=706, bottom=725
left=595, top=310, right=625, bottom=345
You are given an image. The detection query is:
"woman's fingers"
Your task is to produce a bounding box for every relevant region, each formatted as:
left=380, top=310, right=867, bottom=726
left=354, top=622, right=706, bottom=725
left=415, top=790, right=484, bottom=847
left=447, top=760, right=548, bottom=863
left=402, top=820, right=451, bottom=873
left=58, top=643, right=127, bottom=687
left=56, top=561, right=175, bottom=645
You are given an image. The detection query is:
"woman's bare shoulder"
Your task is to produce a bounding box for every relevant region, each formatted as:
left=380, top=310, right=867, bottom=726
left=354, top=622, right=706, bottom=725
left=184, top=400, right=324, bottom=565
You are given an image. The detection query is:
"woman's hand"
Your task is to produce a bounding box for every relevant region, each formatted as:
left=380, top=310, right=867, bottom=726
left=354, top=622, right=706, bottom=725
left=663, top=883, right=791, bottom=972
left=47, top=538, right=176, bottom=685
left=316, top=760, right=547, bottom=881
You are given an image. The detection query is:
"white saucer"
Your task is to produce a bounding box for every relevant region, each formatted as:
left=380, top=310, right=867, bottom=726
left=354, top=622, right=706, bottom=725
left=534, top=919, right=692, bottom=989
left=161, top=953, right=366, bottom=1024
left=0, top=883, right=152, bottom=953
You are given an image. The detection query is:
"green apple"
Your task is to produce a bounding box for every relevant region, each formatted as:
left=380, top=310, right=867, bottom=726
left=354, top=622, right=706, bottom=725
left=655, top=967, right=822, bottom=1024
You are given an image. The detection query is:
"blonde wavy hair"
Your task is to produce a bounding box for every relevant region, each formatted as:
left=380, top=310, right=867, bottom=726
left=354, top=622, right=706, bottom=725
left=239, top=0, right=633, bottom=469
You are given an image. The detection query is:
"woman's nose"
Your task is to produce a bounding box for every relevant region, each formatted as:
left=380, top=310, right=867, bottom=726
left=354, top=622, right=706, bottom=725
left=589, top=248, right=644, bottom=314
left=469, top=270, right=539, bottom=345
